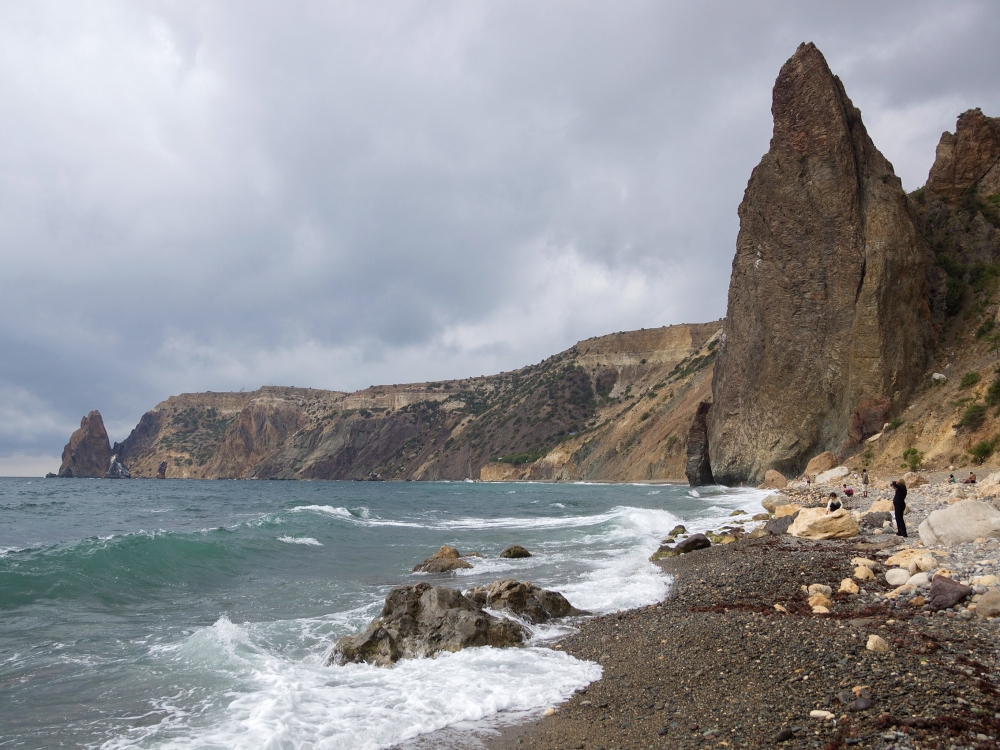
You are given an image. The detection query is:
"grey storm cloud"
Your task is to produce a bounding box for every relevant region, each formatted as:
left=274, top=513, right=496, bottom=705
left=1, top=0, right=999, bottom=473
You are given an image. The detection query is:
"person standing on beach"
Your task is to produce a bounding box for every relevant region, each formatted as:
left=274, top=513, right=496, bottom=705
left=890, top=479, right=908, bottom=537
left=861, top=470, right=869, bottom=498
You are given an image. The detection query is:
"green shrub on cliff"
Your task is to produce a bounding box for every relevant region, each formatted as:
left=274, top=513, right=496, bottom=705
left=960, top=371, right=982, bottom=389
left=969, top=437, right=999, bottom=464
left=902, top=448, right=924, bottom=472
left=986, top=374, right=1000, bottom=407
left=956, top=402, right=987, bottom=430
left=945, top=277, right=966, bottom=316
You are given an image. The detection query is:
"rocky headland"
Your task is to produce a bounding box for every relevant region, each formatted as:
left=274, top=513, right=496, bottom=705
left=55, top=323, right=722, bottom=481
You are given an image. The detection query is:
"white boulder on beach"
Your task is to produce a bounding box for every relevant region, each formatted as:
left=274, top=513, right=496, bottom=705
left=918, top=501, right=1000, bottom=546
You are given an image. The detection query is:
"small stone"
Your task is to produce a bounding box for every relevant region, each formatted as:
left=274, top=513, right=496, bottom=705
left=775, top=728, right=794, bottom=743
left=810, top=710, right=835, bottom=720
left=543, top=707, right=556, bottom=716
left=885, top=569, right=910, bottom=586
left=850, top=697, right=873, bottom=711
left=839, top=578, right=860, bottom=594
left=808, top=593, right=832, bottom=609
left=975, top=588, right=1000, bottom=618
left=658, top=727, right=668, bottom=736
left=812, top=605, right=830, bottom=614
left=807, top=584, right=832, bottom=597
left=866, top=634, right=889, bottom=653
left=908, top=595, right=926, bottom=608
left=854, top=566, right=875, bottom=582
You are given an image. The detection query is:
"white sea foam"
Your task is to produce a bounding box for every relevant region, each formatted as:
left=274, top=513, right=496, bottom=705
left=116, top=617, right=600, bottom=750
left=277, top=536, right=323, bottom=546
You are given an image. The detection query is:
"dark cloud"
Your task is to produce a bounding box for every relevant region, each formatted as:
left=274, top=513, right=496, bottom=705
left=1, top=0, right=998, bottom=473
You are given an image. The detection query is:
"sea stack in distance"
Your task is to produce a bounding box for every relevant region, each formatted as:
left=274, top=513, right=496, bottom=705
left=57, top=411, right=113, bottom=478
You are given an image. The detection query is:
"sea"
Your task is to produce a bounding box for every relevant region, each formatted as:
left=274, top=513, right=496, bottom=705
left=0, top=477, right=767, bottom=749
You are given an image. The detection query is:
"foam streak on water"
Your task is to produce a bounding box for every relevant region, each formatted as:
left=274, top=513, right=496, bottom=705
left=0, top=479, right=768, bottom=749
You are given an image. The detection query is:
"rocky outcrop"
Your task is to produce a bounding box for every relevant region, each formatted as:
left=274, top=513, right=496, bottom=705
left=156, top=461, right=167, bottom=479
left=99, top=322, right=722, bottom=483
left=804, top=452, right=838, bottom=477
left=684, top=401, right=714, bottom=486
left=709, top=43, right=933, bottom=485
left=412, top=545, right=474, bottom=574
left=104, top=455, right=131, bottom=479
left=500, top=545, right=531, bottom=559
left=465, top=579, right=587, bottom=622
left=839, top=398, right=892, bottom=458
left=759, top=469, right=787, bottom=489
left=925, top=109, right=1000, bottom=204
left=330, top=582, right=525, bottom=666
left=57, top=411, right=113, bottom=478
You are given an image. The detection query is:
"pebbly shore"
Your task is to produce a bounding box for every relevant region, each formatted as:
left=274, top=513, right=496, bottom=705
left=471, top=478, right=1000, bottom=750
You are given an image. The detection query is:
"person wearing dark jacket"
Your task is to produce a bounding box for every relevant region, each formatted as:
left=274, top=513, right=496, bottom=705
left=890, top=479, right=908, bottom=537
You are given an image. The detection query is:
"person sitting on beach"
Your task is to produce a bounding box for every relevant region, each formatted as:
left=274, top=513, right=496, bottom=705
left=949, top=474, right=956, bottom=483
left=962, top=471, right=977, bottom=484
left=826, top=492, right=842, bottom=513
left=842, top=484, right=854, bottom=497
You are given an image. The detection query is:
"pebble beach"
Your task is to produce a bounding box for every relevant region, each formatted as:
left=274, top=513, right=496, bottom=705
left=478, top=476, right=1000, bottom=750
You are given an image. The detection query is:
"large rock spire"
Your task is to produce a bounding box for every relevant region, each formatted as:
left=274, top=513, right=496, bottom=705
left=708, top=42, right=933, bottom=484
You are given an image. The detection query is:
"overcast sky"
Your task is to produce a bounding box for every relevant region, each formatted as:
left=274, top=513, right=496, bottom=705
left=2, top=1, right=999, bottom=475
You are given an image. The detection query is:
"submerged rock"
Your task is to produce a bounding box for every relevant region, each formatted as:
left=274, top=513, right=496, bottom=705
left=330, top=582, right=524, bottom=666
left=465, top=579, right=588, bottom=622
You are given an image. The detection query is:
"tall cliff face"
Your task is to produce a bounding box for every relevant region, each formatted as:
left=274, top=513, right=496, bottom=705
left=708, top=43, right=934, bottom=485
left=57, top=411, right=112, bottom=478
left=914, top=109, right=1000, bottom=306
left=110, top=322, right=720, bottom=481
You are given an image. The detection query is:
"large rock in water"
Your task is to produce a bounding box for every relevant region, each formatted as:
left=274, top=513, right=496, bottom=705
left=465, top=579, right=588, bottom=622
left=330, top=582, right=525, bottom=666
left=412, top=545, right=474, bottom=573
left=918, top=501, right=1000, bottom=546
left=104, top=455, right=131, bottom=479
left=708, top=43, right=933, bottom=485
left=684, top=401, right=714, bottom=486
left=57, top=411, right=113, bottom=478
left=787, top=507, right=859, bottom=540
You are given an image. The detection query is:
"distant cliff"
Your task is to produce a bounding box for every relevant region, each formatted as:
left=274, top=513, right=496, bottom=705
left=110, top=322, right=721, bottom=481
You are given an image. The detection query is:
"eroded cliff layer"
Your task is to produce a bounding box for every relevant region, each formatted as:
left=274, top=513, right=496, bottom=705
left=708, top=42, right=934, bottom=485
left=114, top=322, right=721, bottom=481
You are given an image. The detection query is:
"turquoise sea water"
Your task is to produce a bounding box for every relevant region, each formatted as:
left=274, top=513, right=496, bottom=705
left=0, top=478, right=766, bottom=749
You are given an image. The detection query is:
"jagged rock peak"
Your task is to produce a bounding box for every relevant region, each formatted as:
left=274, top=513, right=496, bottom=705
left=925, top=108, right=1000, bottom=203
left=708, top=42, right=933, bottom=485
left=58, top=411, right=113, bottom=478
